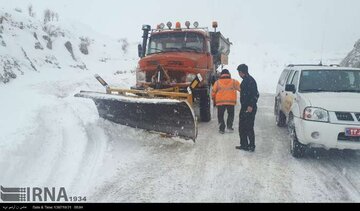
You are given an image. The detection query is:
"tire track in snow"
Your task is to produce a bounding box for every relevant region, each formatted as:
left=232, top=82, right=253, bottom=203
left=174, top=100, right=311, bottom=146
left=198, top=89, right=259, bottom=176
left=296, top=150, right=360, bottom=201
left=41, top=100, right=96, bottom=192
left=0, top=94, right=109, bottom=199
left=66, top=100, right=108, bottom=197
left=88, top=124, right=160, bottom=202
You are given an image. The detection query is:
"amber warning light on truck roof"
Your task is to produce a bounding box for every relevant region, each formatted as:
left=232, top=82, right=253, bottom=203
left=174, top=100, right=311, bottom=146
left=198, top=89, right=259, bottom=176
left=175, top=22, right=181, bottom=29
left=212, top=21, right=218, bottom=28
left=212, top=21, right=218, bottom=32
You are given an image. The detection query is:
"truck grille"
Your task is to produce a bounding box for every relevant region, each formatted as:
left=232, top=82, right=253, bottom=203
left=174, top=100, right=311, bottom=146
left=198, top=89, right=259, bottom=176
left=335, top=112, right=354, bottom=121
left=147, top=60, right=159, bottom=66
left=145, top=70, right=185, bottom=83
left=356, top=113, right=360, bottom=121
left=167, top=61, right=184, bottom=66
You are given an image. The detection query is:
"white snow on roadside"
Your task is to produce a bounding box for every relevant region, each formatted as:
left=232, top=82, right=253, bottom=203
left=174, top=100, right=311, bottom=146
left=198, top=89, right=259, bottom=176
left=76, top=91, right=181, bottom=104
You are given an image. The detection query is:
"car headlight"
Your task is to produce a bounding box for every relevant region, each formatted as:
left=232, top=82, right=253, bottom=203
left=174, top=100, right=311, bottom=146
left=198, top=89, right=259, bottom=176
left=303, top=107, right=329, bottom=122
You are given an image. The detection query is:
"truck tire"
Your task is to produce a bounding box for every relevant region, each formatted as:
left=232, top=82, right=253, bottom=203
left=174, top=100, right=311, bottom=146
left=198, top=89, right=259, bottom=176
left=275, top=99, right=286, bottom=127
left=199, top=88, right=211, bottom=122
left=290, top=134, right=306, bottom=158
left=276, top=110, right=286, bottom=127
left=288, top=115, right=306, bottom=158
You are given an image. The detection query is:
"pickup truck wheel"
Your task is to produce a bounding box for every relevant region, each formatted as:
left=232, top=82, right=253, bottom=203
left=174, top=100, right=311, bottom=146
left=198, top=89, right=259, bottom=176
left=288, top=116, right=306, bottom=158
left=275, top=101, right=286, bottom=127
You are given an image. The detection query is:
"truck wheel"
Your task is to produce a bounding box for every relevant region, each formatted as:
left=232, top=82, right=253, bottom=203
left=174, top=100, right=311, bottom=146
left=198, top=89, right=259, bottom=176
left=199, top=88, right=211, bottom=122
left=288, top=116, right=306, bottom=158
left=276, top=110, right=286, bottom=127
left=275, top=100, right=286, bottom=127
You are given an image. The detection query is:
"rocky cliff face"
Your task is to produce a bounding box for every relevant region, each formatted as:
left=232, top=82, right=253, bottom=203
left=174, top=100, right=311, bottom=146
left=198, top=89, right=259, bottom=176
left=341, top=39, right=360, bottom=68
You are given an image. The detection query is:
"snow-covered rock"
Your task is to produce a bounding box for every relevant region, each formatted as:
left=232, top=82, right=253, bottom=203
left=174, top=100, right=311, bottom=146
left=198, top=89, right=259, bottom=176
left=341, top=39, right=360, bottom=68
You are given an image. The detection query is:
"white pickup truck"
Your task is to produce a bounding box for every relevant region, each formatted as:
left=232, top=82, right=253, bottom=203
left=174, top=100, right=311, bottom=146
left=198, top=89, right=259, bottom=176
left=274, top=64, right=360, bottom=158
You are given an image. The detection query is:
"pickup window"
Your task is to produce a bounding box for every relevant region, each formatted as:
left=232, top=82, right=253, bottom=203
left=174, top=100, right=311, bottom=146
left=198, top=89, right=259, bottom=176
left=278, top=69, right=290, bottom=86
left=290, top=71, right=300, bottom=88
left=286, top=70, right=295, bottom=85
left=299, top=70, right=360, bottom=93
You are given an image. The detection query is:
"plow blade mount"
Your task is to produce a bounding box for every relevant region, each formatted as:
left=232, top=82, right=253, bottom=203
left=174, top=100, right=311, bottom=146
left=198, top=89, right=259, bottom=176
left=75, top=91, right=197, bottom=141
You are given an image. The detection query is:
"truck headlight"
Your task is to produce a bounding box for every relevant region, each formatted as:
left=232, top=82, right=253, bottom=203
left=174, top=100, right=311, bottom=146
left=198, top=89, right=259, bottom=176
left=303, top=107, right=329, bottom=122
left=136, top=70, right=146, bottom=82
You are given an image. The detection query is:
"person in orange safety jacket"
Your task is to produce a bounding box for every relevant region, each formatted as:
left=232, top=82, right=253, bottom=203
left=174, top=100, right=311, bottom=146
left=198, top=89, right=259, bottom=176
left=212, top=69, right=241, bottom=134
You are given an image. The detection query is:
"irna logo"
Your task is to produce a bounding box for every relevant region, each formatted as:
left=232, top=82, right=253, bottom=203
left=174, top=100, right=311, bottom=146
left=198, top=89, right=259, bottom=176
left=0, top=186, right=69, bottom=202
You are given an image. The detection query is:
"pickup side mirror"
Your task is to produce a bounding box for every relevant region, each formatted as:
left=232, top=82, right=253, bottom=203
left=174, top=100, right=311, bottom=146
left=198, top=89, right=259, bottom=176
left=138, top=44, right=143, bottom=58
left=285, top=84, right=296, bottom=93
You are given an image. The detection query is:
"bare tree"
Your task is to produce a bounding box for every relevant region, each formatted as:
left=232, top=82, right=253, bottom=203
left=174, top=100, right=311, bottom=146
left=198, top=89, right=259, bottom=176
left=43, top=9, right=51, bottom=24
left=51, top=12, right=55, bottom=21
left=43, top=9, right=59, bottom=23
left=28, top=4, right=34, bottom=17
left=119, top=38, right=129, bottom=54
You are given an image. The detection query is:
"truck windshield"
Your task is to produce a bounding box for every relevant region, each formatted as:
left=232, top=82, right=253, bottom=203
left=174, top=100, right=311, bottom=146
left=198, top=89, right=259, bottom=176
left=299, top=70, right=360, bottom=93
left=147, top=32, right=206, bottom=55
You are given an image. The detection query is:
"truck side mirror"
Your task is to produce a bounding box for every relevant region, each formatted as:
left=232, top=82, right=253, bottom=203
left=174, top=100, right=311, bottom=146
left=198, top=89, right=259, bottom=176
left=138, top=44, right=143, bottom=58
left=285, top=84, right=296, bottom=93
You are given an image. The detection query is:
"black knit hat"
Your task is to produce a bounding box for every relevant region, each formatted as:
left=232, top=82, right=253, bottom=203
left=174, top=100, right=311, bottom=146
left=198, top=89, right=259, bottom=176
left=237, top=64, right=248, bottom=74
left=221, top=69, right=230, bottom=75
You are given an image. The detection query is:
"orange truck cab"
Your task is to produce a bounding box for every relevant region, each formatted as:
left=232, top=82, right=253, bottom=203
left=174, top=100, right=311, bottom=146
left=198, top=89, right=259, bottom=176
left=135, top=21, right=231, bottom=122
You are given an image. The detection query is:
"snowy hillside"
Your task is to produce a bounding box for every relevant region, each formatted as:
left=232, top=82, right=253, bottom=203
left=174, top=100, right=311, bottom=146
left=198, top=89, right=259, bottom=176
left=341, top=39, right=360, bottom=68
left=0, top=7, right=140, bottom=198
left=0, top=7, right=137, bottom=84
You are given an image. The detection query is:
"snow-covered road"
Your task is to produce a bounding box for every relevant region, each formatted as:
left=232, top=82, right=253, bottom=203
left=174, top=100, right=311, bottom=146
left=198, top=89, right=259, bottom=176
left=2, top=75, right=360, bottom=202
left=1, top=3, right=359, bottom=203
left=89, top=93, right=360, bottom=202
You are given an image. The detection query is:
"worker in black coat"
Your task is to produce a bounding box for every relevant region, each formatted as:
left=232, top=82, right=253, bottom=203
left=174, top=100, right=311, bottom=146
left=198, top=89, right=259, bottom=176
left=236, top=64, right=259, bottom=152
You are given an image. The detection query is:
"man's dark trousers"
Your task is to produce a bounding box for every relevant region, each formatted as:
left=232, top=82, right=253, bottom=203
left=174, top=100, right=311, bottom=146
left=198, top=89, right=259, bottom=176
left=217, top=105, right=235, bottom=132
left=239, top=106, right=257, bottom=148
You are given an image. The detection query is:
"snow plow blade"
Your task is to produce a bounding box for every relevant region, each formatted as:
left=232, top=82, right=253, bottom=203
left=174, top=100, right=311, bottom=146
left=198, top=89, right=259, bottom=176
left=75, top=91, right=197, bottom=141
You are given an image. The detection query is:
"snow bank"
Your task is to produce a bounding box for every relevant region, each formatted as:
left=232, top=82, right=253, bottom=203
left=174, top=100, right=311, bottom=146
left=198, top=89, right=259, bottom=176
left=0, top=7, right=138, bottom=198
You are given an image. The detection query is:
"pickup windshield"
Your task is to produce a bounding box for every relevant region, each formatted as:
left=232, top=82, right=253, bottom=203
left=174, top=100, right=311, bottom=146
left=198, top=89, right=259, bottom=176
left=147, top=32, right=206, bottom=55
left=299, top=70, right=360, bottom=93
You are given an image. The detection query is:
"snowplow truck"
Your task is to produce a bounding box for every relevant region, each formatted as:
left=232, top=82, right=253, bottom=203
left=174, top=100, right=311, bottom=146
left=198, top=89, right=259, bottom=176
left=75, top=21, right=231, bottom=141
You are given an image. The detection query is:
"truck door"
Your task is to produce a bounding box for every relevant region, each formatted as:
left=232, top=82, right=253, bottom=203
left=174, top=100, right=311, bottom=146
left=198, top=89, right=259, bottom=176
left=280, top=69, right=294, bottom=113
left=284, top=71, right=299, bottom=115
